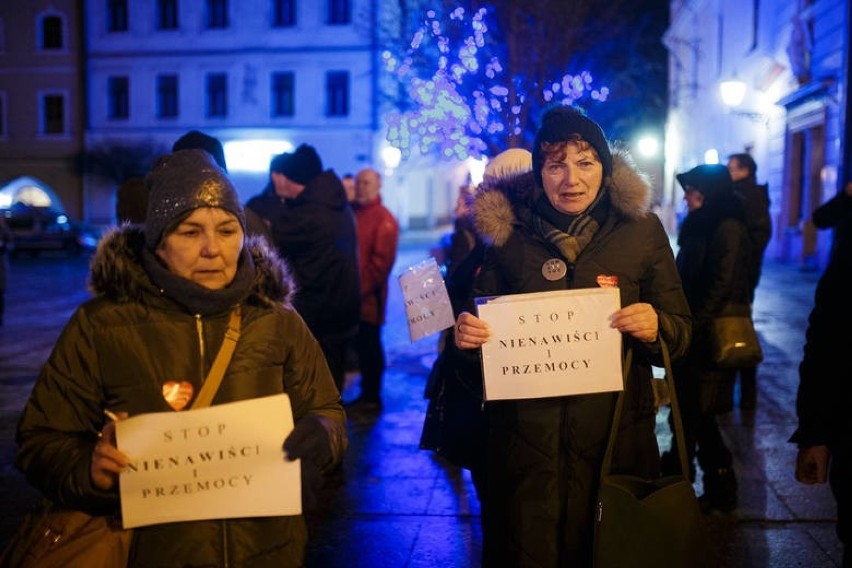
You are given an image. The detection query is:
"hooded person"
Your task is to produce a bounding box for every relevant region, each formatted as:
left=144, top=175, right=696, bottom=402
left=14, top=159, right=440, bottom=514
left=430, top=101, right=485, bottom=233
left=451, top=105, right=692, bottom=566
left=246, top=144, right=360, bottom=392
left=667, top=162, right=751, bottom=513
left=13, top=148, right=347, bottom=567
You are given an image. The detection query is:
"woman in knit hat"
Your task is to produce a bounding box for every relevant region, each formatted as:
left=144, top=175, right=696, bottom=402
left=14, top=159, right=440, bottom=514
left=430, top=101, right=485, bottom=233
left=453, top=106, right=692, bottom=565
left=13, top=149, right=347, bottom=566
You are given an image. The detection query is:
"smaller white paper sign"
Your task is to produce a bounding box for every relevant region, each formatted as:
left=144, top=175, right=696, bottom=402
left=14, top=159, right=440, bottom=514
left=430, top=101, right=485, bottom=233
left=116, top=394, right=300, bottom=529
left=398, top=257, right=455, bottom=342
left=477, top=288, right=623, bottom=401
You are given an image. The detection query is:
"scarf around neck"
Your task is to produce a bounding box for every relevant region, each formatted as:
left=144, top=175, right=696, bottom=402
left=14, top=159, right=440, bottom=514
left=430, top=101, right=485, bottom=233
left=142, top=247, right=256, bottom=316
left=533, top=188, right=608, bottom=262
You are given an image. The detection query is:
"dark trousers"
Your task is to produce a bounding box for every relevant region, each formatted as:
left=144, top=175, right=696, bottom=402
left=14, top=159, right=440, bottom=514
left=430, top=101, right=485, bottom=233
left=317, top=330, right=355, bottom=393
left=831, top=451, right=851, bottom=567
left=356, top=322, right=385, bottom=402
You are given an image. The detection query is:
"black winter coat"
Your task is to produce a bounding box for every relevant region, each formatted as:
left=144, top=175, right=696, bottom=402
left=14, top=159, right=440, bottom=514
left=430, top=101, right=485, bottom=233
left=732, top=177, right=771, bottom=298
left=675, top=193, right=751, bottom=414
left=247, top=171, right=360, bottom=338
left=471, top=149, right=692, bottom=567
left=15, top=228, right=347, bottom=567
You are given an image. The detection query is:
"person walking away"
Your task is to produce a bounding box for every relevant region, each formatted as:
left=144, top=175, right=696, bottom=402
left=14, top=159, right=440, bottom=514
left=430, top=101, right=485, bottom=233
left=10, top=149, right=347, bottom=566
left=668, top=163, right=751, bottom=512
left=727, top=153, right=771, bottom=409
left=0, top=214, right=12, bottom=326
left=246, top=144, right=360, bottom=393
left=346, top=168, right=399, bottom=414
left=453, top=106, right=692, bottom=566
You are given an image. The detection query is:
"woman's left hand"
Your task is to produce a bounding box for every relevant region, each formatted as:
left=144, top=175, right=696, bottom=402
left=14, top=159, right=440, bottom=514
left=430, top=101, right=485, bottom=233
left=610, top=302, right=658, bottom=343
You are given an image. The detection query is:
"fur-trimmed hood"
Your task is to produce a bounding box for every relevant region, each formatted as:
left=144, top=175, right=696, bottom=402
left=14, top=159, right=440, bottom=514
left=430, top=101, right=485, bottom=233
left=88, top=225, right=294, bottom=307
left=474, top=146, right=653, bottom=247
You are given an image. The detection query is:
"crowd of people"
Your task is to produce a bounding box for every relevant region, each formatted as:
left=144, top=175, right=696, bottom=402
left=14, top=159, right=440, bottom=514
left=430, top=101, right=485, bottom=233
left=1, top=107, right=849, bottom=566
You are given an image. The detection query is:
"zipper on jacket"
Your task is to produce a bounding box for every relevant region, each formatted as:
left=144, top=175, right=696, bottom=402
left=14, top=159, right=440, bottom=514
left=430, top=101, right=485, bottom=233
left=195, top=315, right=205, bottom=384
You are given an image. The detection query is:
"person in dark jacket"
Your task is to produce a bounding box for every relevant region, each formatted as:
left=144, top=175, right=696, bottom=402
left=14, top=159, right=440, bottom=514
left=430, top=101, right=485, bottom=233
left=420, top=149, right=533, bottom=504
left=670, top=163, right=751, bottom=513
left=247, top=144, right=360, bottom=392
left=727, top=152, right=772, bottom=409
left=454, top=106, right=692, bottom=566
left=790, top=239, right=851, bottom=567
left=13, top=149, right=347, bottom=567
left=792, top=178, right=852, bottom=567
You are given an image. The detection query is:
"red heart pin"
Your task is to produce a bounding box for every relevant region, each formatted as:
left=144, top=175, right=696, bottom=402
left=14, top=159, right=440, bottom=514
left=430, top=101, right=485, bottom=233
left=162, top=381, right=194, bottom=411
left=596, top=274, right=619, bottom=288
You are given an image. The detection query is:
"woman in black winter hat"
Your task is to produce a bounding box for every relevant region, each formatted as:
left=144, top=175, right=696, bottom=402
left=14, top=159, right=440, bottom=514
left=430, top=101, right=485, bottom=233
left=452, top=105, right=692, bottom=566
left=668, top=162, right=751, bottom=513
left=12, top=149, right=347, bottom=567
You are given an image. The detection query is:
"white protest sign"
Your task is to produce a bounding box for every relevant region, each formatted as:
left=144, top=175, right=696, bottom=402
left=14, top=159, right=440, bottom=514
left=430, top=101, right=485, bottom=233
left=476, top=288, right=623, bottom=401
left=116, top=393, right=300, bottom=528
left=398, top=257, right=455, bottom=342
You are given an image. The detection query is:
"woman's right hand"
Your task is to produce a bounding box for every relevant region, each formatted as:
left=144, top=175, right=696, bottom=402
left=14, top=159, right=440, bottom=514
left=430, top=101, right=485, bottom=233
left=454, top=311, right=491, bottom=350
left=91, top=412, right=130, bottom=491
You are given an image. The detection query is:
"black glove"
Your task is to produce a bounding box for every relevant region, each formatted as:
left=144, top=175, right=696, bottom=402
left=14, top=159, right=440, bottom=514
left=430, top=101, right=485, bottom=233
left=283, top=415, right=332, bottom=511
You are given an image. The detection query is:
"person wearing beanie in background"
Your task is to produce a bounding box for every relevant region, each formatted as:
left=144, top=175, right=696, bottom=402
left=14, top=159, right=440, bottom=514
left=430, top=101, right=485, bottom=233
left=453, top=106, right=691, bottom=565
left=247, top=144, right=360, bottom=393
left=666, top=163, right=751, bottom=513
left=346, top=167, right=399, bottom=414
left=12, top=149, right=347, bottom=566
left=420, top=148, right=533, bottom=510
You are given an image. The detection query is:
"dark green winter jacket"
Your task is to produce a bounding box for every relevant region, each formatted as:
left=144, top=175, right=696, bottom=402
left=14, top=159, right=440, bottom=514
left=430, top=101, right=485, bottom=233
left=15, top=227, right=347, bottom=567
left=472, top=149, right=692, bottom=567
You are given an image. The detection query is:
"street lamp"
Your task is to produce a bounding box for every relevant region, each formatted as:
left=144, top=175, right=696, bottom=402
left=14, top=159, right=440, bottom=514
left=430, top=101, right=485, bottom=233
left=719, top=79, right=747, bottom=107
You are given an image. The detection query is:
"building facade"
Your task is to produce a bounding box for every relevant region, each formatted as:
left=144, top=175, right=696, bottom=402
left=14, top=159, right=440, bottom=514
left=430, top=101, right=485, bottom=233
left=664, top=0, right=851, bottom=270
left=83, top=0, right=384, bottom=224
left=0, top=0, right=86, bottom=218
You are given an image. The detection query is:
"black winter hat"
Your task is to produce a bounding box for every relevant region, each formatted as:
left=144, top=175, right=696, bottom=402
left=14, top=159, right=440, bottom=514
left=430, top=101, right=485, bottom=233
left=532, top=106, right=613, bottom=186
left=172, top=130, right=228, bottom=172
left=676, top=164, right=733, bottom=197
left=270, top=144, right=323, bottom=185
left=144, top=149, right=246, bottom=250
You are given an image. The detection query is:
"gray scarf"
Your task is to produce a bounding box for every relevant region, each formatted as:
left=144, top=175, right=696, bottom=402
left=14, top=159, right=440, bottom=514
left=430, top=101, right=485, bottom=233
left=532, top=189, right=608, bottom=262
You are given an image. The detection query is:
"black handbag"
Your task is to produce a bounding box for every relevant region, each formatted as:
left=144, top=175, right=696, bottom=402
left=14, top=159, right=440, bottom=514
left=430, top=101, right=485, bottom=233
left=593, top=340, right=703, bottom=568
left=710, top=312, right=763, bottom=369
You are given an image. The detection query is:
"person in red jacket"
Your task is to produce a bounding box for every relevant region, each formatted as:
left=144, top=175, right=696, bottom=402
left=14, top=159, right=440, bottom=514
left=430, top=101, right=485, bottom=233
left=348, top=167, right=400, bottom=413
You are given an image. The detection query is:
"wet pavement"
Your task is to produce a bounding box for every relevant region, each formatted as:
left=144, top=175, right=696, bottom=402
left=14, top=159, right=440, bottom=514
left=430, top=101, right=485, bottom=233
left=0, top=235, right=844, bottom=567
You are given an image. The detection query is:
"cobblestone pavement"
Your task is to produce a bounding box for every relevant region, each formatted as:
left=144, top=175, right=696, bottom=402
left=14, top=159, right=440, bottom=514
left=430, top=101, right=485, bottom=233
left=0, top=237, right=843, bottom=567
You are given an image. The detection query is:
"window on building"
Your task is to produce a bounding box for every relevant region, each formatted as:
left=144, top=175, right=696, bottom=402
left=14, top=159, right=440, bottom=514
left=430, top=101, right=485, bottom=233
left=107, top=0, right=129, bottom=32
left=42, top=93, right=66, bottom=135
left=206, top=73, right=228, bottom=117
left=40, top=15, right=63, bottom=50
left=325, top=71, right=349, bottom=117
left=272, top=0, right=296, bottom=27
left=157, top=0, right=179, bottom=30
left=205, top=0, right=229, bottom=29
left=271, top=72, right=295, bottom=117
left=157, top=75, right=179, bottom=118
left=327, top=0, right=350, bottom=25
left=108, top=76, right=130, bottom=120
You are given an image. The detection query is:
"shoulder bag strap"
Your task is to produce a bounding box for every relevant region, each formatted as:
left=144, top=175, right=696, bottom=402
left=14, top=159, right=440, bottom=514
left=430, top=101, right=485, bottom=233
left=600, top=338, right=690, bottom=478
left=191, top=305, right=241, bottom=410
